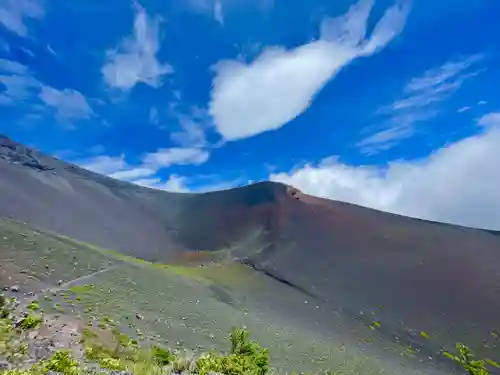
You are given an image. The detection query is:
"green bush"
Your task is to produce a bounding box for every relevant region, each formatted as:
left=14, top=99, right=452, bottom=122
left=444, top=343, right=489, bottom=375
left=151, top=345, right=175, bottom=365
left=196, top=327, right=269, bottom=375
left=17, top=314, right=42, bottom=330
left=26, top=301, right=40, bottom=311
left=44, top=350, right=80, bottom=375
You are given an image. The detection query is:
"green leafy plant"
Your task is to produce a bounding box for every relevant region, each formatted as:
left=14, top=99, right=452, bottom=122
left=44, top=350, right=80, bottom=375
left=17, top=314, right=42, bottom=330
left=196, top=327, right=269, bottom=375
left=26, top=301, right=40, bottom=311
left=444, top=343, right=489, bottom=375
left=151, top=345, right=175, bottom=365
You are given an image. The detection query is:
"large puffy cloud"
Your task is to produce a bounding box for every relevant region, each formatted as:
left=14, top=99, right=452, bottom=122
left=271, top=112, right=500, bottom=230
left=209, top=0, right=410, bottom=141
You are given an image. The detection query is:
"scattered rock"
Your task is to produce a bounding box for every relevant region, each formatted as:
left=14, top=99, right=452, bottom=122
left=10, top=285, right=19, bottom=292
left=135, top=313, right=144, bottom=320
left=0, top=360, right=11, bottom=370
left=110, top=371, right=133, bottom=375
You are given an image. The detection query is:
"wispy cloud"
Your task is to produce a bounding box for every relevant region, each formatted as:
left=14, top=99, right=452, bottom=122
left=133, top=175, right=190, bottom=192
left=359, top=54, right=484, bottom=154
left=78, top=154, right=129, bottom=175
left=149, top=107, right=159, bottom=125
left=39, top=86, right=94, bottom=121
left=143, top=147, right=210, bottom=168
left=209, top=0, right=410, bottom=141
left=108, top=167, right=157, bottom=181
left=0, top=59, right=40, bottom=104
left=76, top=146, right=210, bottom=192
left=0, top=58, right=93, bottom=124
left=457, top=106, right=471, bottom=113
left=168, top=102, right=210, bottom=148
left=0, top=0, right=44, bottom=37
left=102, top=1, right=173, bottom=91
left=213, top=0, right=224, bottom=24
left=185, top=0, right=272, bottom=23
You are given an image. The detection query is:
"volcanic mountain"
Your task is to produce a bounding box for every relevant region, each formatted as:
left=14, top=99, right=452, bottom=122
left=1, top=134, right=500, bottom=373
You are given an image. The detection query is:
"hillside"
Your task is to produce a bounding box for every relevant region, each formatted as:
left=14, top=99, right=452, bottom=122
left=1, top=134, right=500, bottom=374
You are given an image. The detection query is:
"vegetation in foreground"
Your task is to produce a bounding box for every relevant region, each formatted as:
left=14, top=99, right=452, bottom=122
left=1, top=293, right=500, bottom=375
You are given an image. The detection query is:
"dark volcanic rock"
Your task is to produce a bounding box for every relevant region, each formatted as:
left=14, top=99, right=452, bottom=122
left=0, top=136, right=52, bottom=171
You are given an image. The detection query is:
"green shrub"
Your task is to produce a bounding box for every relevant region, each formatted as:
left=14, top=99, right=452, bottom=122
left=151, top=345, right=175, bottom=365
left=26, top=301, right=40, bottom=311
left=444, top=343, right=489, bottom=375
left=17, top=314, right=42, bottom=330
left=98, top=356, right=126, bottom=370
left=0, top=295, right=9, bottom=319
left=196, top=327, right=269, bottom=375
left=44, top=350, right=80, bottom=375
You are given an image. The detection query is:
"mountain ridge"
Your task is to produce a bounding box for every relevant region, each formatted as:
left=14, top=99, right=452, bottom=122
left=2, top=135, right=500, bottom=370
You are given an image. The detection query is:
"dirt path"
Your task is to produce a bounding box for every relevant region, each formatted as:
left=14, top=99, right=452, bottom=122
left=19, top=265, right=120, bottom=309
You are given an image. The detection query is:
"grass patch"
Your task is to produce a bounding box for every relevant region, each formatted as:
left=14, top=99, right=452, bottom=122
left=17, top=314, right=42, bottom=330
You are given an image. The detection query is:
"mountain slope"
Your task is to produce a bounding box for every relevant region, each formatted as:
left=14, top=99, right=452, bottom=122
left=2, top=135, right=500, bottom=373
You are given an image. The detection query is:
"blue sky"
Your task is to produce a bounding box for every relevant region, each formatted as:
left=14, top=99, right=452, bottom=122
left=1, top=0, right=500, bottom=229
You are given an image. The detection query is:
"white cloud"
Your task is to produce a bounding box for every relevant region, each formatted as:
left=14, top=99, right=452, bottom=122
left=78, top=155, right=128, bottom=175
left=143, top=147, right=210, bottom=168
left=39, top=86, right=94, bottom=120
left=0, top=59, right=40, bottom=105
left=271, top=112, right=500, bottom=230
left=76, top=146, right=210, bottom=192
left=209, top=0, right=410, bottom=141
left=0, top=58, right=93, bottom=125
left=170, top=116, right=208, bottom=147
left=359, top=55, right=484, bottom=154
left=102, top=1, right=173, bottom=90
left=133, top=175, right=190, bottom=192
left=214, top=0, right=224, bottom=24
left=0, top=74, right=40, bottom=104
left=0, top=0, right=44, bottom=37
left=108, top=167, right=156, bottom=180
left=0, top=59, right=29, bottom=74
left=184, top=0, right=224, bottom=24
left=149, top=107, right=159, bottom=124
left=167, top=102, right=210, bottom=147
left=457, top=106, right=471, bottom=113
